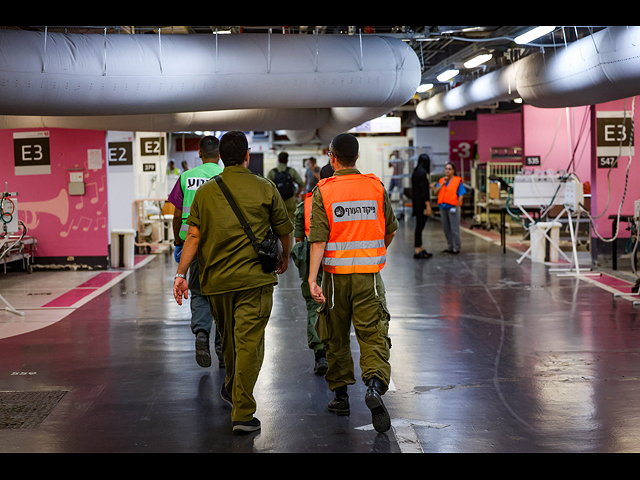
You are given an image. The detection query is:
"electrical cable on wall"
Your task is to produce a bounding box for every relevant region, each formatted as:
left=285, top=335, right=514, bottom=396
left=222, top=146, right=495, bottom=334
left=580, top=96, right=636, bottom=243
left=505, top=105, right=592, bottom=228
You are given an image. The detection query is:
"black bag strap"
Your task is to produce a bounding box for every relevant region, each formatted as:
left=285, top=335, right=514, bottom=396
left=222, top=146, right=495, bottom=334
left=214, top=176, right=260, bottom=247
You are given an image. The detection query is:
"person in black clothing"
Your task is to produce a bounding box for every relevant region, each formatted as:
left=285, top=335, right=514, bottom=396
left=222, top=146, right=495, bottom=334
left=411, top=154, right=433, bottom=259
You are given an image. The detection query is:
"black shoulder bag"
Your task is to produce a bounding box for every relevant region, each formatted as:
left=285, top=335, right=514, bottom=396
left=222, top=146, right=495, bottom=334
left=215, top=176, right=282, bottom=273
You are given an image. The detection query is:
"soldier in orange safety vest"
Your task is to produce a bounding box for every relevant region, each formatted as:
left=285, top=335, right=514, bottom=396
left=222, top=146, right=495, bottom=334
left=308, top=133, right=398, bottom=434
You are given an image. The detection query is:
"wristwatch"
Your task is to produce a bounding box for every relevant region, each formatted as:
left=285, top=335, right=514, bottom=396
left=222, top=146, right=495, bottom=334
left=175, top=274, right=186, bottom=280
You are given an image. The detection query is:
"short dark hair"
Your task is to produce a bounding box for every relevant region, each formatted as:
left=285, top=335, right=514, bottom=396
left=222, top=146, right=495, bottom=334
left=219, top=131, right=249, bottom=166
left=278, top=152, right=289, bottom=164
left=199, top=136, right=219, bottom=159
left=330, top=134, right=359, bottom=167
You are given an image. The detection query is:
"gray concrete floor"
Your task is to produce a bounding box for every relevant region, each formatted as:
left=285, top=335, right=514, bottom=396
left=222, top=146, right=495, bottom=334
left=1, top=217, right=639, bottom=452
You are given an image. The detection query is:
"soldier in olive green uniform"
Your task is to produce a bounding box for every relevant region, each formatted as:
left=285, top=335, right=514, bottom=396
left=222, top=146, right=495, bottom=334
left=292, top=201, right=327, bottom=376
left=174, top=132, right=293, bottom=436
left=308, top=134, right=397, bottom=434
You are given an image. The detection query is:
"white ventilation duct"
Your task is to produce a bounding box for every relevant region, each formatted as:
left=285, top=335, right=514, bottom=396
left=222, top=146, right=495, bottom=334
left=416, top=63, right=519, bottom=120
left=416, top=26, right=640, bottom=121
left=0, top=108, right=331, bottom=134
left=0, top=29, right=420, bottom=142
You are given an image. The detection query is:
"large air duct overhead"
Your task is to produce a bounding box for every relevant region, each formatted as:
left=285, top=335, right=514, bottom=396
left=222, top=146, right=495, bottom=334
left=416, top=26, right=640, bottom=121
left=516, top=26, right=640, bottom=108
left=0, top=29, right=421, bottom=141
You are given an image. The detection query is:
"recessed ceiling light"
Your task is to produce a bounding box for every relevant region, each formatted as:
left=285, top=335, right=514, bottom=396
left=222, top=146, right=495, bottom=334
left=437, top=69, right=459, bottom=83
left=514, top=26, right=556, bottom=45
left=464, top=53, right=493, bottom=69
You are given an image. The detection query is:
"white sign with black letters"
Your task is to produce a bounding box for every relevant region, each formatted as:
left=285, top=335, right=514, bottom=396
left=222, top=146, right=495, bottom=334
left=13, top=131, right=51, bottom=176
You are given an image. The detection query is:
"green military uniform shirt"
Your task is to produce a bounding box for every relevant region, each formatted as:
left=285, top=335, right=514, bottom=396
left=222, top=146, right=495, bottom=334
left=187, top=165, right=293, bottom=296
left=308, top=168, right=399, bottom=244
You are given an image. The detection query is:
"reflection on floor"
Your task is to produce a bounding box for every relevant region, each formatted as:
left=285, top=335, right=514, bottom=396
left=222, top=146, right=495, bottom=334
left=0, top=218, right=639, bottom=452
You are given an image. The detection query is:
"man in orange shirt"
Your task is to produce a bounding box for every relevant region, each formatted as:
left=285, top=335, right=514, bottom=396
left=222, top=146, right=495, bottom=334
left=308, top=134, right=398, bottom=434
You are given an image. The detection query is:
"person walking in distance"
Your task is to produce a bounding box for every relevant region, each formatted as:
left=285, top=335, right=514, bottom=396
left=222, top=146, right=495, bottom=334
left=268, top=151, right=305, bottom=228
left=411, top=154, right=433, bottom=259
left=308, top=133, right=398, bottom=434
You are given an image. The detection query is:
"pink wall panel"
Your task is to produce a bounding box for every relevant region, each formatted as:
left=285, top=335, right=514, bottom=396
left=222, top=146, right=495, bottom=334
left=523, top=105, right=591, bottom=183
left=593, top=98, right=640, bottom=239
left=1, top=128, right=108, bottom=260
left=448, top=120, right=477, bottom=178
left=476, top=113, right=523, bottom=163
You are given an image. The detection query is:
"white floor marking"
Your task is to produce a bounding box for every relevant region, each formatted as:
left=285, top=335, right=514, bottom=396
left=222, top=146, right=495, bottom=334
left=356, top=417, right=449, bottom=453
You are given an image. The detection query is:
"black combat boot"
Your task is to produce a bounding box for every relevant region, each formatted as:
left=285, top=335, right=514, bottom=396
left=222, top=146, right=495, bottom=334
left=365, top=378, right=391, bottom=433
left=314, top=349, right=328, bottom=376
left=328, top=385, right=350, bottom=416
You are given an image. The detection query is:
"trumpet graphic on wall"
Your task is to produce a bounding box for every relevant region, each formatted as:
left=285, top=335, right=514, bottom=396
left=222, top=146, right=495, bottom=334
left=20, top=189, right=69, bottom=230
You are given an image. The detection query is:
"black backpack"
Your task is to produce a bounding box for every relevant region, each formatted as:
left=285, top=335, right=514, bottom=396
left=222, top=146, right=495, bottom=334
left=273, top=167, right=295, bottom=200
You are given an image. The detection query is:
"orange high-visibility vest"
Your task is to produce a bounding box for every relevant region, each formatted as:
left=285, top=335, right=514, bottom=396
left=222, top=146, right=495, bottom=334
left=303, top=192, right=313, bottom=238
left=438, top=176, right=462, bottom=206
left=318, top=173, right=387, bottom=274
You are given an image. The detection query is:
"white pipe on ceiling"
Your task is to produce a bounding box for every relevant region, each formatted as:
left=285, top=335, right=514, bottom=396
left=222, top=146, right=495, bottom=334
left=0, top=29, right=421, bottom=142
left=416, top=26, right=640, bottom=121
left=0, top=108, right=331, bottom=133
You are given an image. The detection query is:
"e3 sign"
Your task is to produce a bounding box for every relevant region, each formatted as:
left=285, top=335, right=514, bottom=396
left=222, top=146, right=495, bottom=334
left=13, top=131, right=51, bottom=176
left=596, top=111, right=635, bottom=168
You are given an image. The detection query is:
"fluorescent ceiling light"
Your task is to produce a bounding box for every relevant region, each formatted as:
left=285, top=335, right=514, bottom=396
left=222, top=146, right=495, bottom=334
left=437, top=69, right=459, bottom=82
left=464, top=53, right=493, bottom=69
left=416, top=83, right=434, bottom=93
left=514, top=26, right=556, bottom=44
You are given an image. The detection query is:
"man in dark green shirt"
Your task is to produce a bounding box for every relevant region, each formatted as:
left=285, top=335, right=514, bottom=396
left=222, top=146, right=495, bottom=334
left=173, top=131, right=293, bottom=435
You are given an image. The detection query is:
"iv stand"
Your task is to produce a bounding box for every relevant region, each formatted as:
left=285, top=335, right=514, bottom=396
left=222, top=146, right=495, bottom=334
left=552, top=206, right=601, bottom=278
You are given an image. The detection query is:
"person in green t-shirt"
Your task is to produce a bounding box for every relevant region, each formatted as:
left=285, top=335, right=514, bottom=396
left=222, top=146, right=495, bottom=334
left=168, top=136, right=224, bottom=370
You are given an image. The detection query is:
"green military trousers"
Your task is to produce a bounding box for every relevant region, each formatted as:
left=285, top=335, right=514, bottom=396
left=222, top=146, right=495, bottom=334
left=301, top=270, right=324, bottom=354
left=315, top=271, right=391, bottom=394
left=291, top=238, right=324, bottom=354
left=206, top=284, right=274, bottom=423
